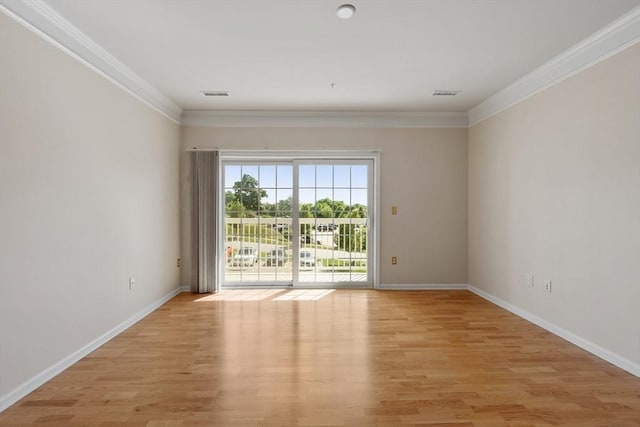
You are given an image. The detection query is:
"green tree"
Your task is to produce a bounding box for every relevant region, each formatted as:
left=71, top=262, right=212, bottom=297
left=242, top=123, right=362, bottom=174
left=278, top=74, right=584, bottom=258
left=233, top=174, right=267, bottom=214
left=277, top=196, right=293, bottom=216
left=315, top=198, right=334, bottom=218
left=225, top=191, right=244, bottom=218
left=225, top=190, right=237, bottom=207
left=348, top=203, right=367, bottom=218
left=299, top=203, right=314, bottom=218
left=260, top=202, right=276, bottom=217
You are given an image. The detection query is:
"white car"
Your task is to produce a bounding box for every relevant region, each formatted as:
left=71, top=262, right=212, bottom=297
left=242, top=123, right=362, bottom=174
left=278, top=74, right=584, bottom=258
left=231, top=247, right=258, bottom=267
left=265, top=248, right=289, bottom=267
left=299, top=250, right=316, bottom=267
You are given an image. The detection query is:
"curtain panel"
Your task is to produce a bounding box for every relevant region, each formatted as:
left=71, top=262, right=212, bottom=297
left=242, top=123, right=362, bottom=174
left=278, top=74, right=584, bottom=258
left=190, top=150, right=219, bottom=293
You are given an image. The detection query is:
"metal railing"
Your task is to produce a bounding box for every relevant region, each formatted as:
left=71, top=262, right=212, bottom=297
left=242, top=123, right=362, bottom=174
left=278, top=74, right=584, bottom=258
left=224, top=217, right=368, bottom=282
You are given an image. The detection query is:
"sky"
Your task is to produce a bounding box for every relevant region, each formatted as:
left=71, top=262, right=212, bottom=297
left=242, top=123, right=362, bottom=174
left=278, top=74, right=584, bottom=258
left=225, top=164, right=368, bottom=206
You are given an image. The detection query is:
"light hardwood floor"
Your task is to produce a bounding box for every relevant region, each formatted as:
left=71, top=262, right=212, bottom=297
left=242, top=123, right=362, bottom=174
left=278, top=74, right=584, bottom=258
left=2, top=289, right=640, bottom=426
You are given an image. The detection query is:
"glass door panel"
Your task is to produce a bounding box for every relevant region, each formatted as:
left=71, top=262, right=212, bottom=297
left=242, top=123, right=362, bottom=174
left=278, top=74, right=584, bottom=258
left=297, top=162, right=370, bottom=286
left=224, top=163, right=293, bottom=285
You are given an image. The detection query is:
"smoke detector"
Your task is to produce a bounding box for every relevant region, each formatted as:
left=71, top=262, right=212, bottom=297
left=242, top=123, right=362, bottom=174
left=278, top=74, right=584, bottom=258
left=337, top=4, right=356, bottom=19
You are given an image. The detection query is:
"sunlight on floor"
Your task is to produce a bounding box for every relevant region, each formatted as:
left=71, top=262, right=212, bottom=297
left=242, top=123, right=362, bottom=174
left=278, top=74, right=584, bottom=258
left=195, top=289, right=284, bottom=302
left=195, top=288, right=336, bottom=302
left=272, top=289, right=335, bottom=301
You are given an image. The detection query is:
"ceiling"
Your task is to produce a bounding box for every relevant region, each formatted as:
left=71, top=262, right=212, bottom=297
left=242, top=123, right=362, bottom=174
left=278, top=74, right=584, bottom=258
left=13, top=0, right=640, bottom=114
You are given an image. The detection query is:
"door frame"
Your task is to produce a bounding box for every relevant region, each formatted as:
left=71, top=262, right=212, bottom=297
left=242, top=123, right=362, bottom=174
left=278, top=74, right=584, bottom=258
left=218, top=150, right=380, bottom=289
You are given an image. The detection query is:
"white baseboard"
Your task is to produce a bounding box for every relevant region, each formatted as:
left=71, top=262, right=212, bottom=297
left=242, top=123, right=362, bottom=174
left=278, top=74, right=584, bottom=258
left=179, top=285, right=190, bottom=292
left=0, top=286, right=185, bottom=413
left=468, top=285, right=640, bottom=378
left=378, top=283, right=468, bottom=290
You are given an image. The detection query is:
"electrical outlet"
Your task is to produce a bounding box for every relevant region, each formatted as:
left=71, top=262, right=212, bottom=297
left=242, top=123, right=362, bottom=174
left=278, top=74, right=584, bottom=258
left=129, top=277, right=136, bottom=290
left=391, top=256, right=397, bottom=265
left=177, top=258, right=181, bottom=268
left=544, top=280, right=552, bottom=293
left=392, top=206, right=398, bottom=215
left=528, top=275, right=535, bottom=287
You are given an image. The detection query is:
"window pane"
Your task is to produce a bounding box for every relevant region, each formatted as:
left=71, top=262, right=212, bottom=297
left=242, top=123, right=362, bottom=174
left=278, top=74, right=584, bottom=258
left=241, top=165, right=259, bottom=187
left=333, top=189, right=351, bottom=210
left=262, top=188, right=277, bottom=205
left=276, top=189, right=293, bottom=216
left=351, top=165, right=368, bottom=188
left=351, top=189, right=368, bottom=213
left=299, top=165, right=315, bottom=188
left=277, top=165, right=293, bottom=188
left=225, top=165, right=241, bottom=187
left=299, top=188, right=315, bottom=204
left=334, top=165, right=350, bottom=188
left=259, top=165, right=276, bottom=189
left=315, top=189, right=333, bottom=218
left=316, top=165, right=332, bottom=188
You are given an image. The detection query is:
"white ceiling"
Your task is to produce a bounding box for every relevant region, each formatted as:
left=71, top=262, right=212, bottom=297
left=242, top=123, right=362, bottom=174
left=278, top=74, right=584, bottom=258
left=27, top=0, right=640, bottom=113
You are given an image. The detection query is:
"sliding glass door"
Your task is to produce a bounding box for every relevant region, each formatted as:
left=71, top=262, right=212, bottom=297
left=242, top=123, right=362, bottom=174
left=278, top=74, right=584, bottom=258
left=222, top=157, right=373, bottom=288
left=297, top=162, right=371, bottom=285
left=224, top=163, right=293, bottom=284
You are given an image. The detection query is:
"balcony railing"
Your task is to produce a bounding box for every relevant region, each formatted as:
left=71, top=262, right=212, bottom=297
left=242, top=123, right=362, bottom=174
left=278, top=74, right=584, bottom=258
left=224, top=216, right=368, bottom=283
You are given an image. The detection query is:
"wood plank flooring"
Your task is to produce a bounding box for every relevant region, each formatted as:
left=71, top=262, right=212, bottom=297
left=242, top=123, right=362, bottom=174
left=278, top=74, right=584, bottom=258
left=2, top=289, right=640, bottom=426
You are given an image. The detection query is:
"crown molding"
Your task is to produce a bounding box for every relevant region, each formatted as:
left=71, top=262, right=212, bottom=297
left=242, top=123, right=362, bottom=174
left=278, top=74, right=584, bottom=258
left=181, top=110, right=469, bottom=128
left=468, top=5, right=640, bottom=127
left=3, top=0, right=637, bottom=129
left=0, top=0, right=183, bottom=124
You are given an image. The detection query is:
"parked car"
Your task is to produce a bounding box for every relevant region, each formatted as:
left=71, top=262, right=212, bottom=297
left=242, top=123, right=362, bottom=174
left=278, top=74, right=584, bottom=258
left=230, top=247, right=258, bottom=267
left=265, top=248, right=289, bottom=266
left=314, top=223, right=337, bottom=232
left=299, top=250, right=316, bottom=267
left=300, top=235, right=309, bottom=244
left=270, top=223, right=291, bottom=233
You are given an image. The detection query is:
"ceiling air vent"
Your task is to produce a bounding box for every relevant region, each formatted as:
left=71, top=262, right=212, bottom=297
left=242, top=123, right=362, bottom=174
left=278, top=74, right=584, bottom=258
left=433, top=90, right=462, bottom=96
left=202, top=91, right=229, bottom=97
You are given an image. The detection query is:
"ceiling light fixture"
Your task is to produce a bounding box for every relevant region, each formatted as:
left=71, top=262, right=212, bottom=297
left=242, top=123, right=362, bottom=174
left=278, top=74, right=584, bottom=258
left=202, top=91, right=229, bottom=97
left=336, top=4, right=356, bottom=19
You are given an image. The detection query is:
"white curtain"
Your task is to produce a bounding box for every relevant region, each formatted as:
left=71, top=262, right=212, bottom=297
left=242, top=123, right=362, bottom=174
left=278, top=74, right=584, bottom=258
left=190, top=150, right=219, bottom=293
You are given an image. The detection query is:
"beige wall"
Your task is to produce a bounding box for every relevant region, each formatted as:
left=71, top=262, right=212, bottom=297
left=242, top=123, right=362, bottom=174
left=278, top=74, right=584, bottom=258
left=0, top=13, right=181, bottom=400
left=181, top=127, right=468, bottom=287
left=469, top=43, right=640, bottom=365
